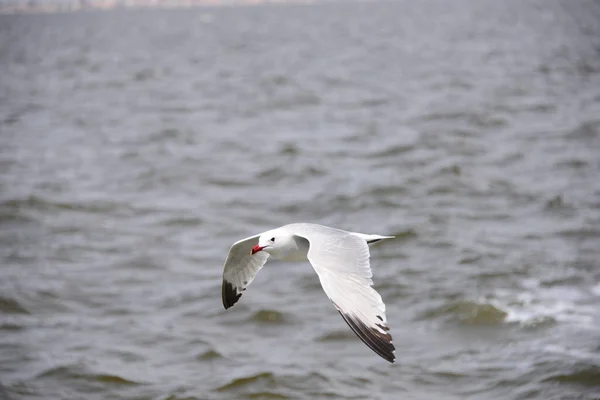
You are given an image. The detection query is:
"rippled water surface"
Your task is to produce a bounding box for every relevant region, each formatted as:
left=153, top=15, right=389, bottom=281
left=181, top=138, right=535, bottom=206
left=2, top=1, right=600, bottom=399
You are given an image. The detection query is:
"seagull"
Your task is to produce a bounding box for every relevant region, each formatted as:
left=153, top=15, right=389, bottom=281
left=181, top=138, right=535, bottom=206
left=221, top=223, right=396, bottom=363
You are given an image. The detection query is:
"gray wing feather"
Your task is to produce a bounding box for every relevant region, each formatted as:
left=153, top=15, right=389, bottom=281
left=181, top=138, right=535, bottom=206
left=221, top=234, right=270, bottom=309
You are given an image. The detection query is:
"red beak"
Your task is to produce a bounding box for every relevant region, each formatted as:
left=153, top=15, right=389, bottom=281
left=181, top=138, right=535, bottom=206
left=251, top=245, right=265, bottom=255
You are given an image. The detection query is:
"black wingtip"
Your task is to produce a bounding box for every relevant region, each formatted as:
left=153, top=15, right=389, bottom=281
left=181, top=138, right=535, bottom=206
left=222, top=280, right=242, bottom=310
left=337, top=311, right=396, bottom=363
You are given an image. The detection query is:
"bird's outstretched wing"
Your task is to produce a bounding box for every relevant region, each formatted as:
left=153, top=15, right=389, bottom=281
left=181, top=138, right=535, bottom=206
left=221, top=234, right=270, bottom=309
left=293, top=225, right=395, bottom=363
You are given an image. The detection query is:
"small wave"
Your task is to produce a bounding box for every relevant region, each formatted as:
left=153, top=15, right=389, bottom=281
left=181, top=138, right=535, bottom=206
left=432, top=280, right=600, bottom=330
left=37, top=365, right=141, bottom=386
left=132, top=68, right=157, bottom=82
left=279, top=143, right=299, bottom=155
left=0, top=212, right=35, bottom=225
left=161, top=215, right=204, bottom=227
left=317, top=330, right=357, bottom=342
left=389, top=229, right=418, bottom=241
left=207, top=178, right=253, bottom=187
left=557, top=228, right=600, bottom=239
left=544, top=194, right=569, bottom=210
left=160, top=395, right=201, bottom=400
left=542, top=362, right=600, bottom=387
left=0, top=322, right=24, bottom=331
left=432, top=301, right=508, bottom=325
left=419, top=111, right=507, bottom=128
left=93, top=375, right=139, bottom=385
left=196, top=349, right=223, bottom=361
left=365, top=144, right=415, bottom=158
left=365, top=185, right=410, bottom=197
left=0, top=296, right=30, bottom=315
left=555, top=159, right=589, bottom=170
left=216, top=371, right=329, bottom=398
left=422, top=290, right=590, bottom=329
left=247, top=392, right=290, bottom=399
left=257, top=167, right=287, bottom=181
left=498, top=282, right=598, bottom=328
left=263, top=74, right=291, bottom=86
left=116, top=254, right=165, bottom=270
left=421, top=300, right=507, bottom=325
left=257, top=165, right=326, bottom=181
left=569, top=119, right=600, bottom=140
left=248, top=310, right=288, bottom=325
left=265, top=93, right=322, bottom=110
left=0, top=195, right=126, bottom=215
left=216, top=372, right=276, bottom=392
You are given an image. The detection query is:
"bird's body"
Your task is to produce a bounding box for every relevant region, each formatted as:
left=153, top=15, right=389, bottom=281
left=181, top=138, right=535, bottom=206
left=221, top=223, right=396, bottom=363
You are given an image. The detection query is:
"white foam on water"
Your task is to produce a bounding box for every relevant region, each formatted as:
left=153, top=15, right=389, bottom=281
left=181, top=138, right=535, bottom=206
left=488, top=280, right=599, bottom=328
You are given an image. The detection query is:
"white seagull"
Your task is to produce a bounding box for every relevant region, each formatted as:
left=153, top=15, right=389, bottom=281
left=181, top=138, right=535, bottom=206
left=221, top=223, right=396, bottom=363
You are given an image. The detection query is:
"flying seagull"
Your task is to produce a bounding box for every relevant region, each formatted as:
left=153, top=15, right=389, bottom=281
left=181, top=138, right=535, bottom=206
left=221, top=223, right=395, bottom=363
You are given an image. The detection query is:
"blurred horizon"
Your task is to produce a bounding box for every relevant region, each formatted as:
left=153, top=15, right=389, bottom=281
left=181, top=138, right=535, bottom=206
left=1, top=0, right=329, bottom=15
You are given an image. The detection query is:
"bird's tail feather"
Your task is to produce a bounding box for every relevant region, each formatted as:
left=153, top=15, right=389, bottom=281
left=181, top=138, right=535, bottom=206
left=351, top=233, right=395, bottom=245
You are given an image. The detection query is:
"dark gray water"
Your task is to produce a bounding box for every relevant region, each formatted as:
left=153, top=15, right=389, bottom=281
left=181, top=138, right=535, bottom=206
left=1, top=1, right=600, bottom=399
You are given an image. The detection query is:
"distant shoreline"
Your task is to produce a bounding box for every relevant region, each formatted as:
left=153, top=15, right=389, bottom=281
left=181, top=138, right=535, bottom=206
left=0, top=0, right=328, bottom=15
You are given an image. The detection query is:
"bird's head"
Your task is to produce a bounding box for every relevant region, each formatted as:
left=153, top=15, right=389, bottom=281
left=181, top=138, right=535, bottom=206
left=251, top=230, right=280, bottom=255
left=251, top=229, right=295, bottom=258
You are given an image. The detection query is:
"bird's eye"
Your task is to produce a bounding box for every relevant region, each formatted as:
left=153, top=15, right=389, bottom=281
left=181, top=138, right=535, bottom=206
left=270, top=237, right=275, bottom=242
